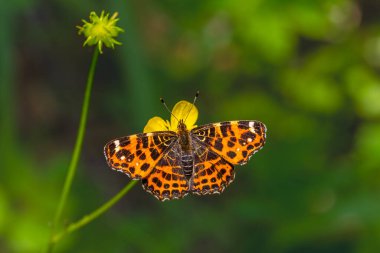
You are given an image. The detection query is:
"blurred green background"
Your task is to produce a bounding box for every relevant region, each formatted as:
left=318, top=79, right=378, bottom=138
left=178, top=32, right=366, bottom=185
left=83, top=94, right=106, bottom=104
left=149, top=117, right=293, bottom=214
left=1, top=0, right=380, bottom=252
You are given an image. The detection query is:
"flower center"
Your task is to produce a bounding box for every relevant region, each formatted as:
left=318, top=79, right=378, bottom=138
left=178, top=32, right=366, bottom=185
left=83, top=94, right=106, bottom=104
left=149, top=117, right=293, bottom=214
left=92, top=24, right=107, bottom=37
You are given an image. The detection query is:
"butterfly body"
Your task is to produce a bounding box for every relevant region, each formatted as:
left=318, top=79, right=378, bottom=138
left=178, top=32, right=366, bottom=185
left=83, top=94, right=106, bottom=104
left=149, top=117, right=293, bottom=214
left=177, top=120, right=192, bottom=151
left=104, top=120, right=266, bottom=201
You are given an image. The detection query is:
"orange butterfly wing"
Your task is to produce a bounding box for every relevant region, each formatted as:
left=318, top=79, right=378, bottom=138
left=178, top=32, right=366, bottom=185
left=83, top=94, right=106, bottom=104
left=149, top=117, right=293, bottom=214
left=104, top=132, right=177, bottom=179
left=142, top=143, right=189, bottom=201
left=191, top=121, right=266, bottom=165
left=190, top=142, right=235, bottom=195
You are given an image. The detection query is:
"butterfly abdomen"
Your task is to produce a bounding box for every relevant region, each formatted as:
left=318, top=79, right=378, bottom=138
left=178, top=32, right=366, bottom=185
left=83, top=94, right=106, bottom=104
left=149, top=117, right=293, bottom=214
left=181, top=152, right=194, bottom=180
left=177, top=122, right=195, bottom=180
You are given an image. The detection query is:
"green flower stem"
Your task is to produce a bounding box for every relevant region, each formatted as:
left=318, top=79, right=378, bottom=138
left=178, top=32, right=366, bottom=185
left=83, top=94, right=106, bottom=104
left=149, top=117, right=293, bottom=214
left=52, top=180, right=138, bottom=243
left=46, top=48, right=99, bottom=253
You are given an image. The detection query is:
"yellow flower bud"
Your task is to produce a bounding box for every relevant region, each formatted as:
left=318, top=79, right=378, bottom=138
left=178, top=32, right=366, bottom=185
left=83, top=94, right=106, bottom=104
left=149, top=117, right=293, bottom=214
left=77, top=11, right=124, bottom=54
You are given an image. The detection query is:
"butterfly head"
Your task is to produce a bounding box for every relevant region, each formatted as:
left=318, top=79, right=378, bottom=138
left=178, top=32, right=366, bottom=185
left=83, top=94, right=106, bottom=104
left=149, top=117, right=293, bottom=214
left=177, top=119, right=188, bottom=132
left=144, top=92, right=199, bottom=133
left=160, top=91, right=199, bottom=131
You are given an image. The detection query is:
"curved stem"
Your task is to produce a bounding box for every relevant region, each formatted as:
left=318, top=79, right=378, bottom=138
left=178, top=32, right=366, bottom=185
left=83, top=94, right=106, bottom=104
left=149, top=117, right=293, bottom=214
left=52, top=180, right=138, bottom=243
left=46, top=48, right=99, bottom=253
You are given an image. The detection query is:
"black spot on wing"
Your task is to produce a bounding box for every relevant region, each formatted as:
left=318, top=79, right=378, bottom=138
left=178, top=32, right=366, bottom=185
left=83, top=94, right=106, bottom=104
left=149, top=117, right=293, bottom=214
left=162, top=190, right=170, bottom=197
left=227, top=151, right=237, bottom=159
left=227, top=141, right=234, bottom=147
left=241, top=131, right=256, bottom=141
left=211, top=184, right=219, bottom=190
left=120, top=138, right=131, bottom=147
left=108, top=142, right=116, bottom=156
left=220, top=123, right=231, bottom=137
left=209, top=127, right=215, bottom=137
left=202, top=185, right=210, bottom=191
left=136, top=138, right=141, bottom=150
left=238, top=121, right=249, bottom=129
left=254, top=122, right=263, bottom=135
left=238, top=139, right=247, bottom=146
left=207, top=151, right=219, bottom=161
left=128, top=154, right=135, bottom=161
left=214, top=139, right=223, bottom=151
left=116, top=149, right=131, bottom=160
left=141, top=163, right=150, bottom=171
left=152, top=177, right=162, bottom=187
left=199, top=170, right=206, bottom=177
left=153, top=135, right=161, bottom=146
left=150, top=148, right=160, bottom=160
left=142, top=137, right=149, bottom=148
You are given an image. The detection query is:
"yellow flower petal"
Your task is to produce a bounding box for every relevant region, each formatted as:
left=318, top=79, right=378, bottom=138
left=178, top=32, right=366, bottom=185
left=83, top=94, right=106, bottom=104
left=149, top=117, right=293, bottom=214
left=143, top=116, right=170, bottom=133
left=170, top=100, right=198, bottom=130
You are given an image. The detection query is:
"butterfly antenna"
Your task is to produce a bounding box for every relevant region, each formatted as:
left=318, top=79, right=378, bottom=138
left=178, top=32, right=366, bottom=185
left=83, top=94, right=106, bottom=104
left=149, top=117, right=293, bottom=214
left=160, top=97, right=179, bottom=122
left=184, top=90, right=199, bottom=123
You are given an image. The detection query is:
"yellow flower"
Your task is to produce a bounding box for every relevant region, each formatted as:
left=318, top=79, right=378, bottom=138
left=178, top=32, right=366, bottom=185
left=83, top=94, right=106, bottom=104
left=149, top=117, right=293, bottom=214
left=77, top=10, right=124, bottom=54
left=143, top=100, right=198, bottom=133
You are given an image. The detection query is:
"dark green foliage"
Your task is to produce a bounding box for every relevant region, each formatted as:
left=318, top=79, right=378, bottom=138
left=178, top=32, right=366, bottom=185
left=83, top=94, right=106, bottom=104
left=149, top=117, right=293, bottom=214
left=1, top=0, right=380, bottom=252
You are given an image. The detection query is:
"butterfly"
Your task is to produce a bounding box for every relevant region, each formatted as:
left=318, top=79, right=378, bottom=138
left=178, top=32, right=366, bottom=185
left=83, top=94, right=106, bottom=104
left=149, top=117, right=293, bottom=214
left=104, top=97, right=266, bottom=201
